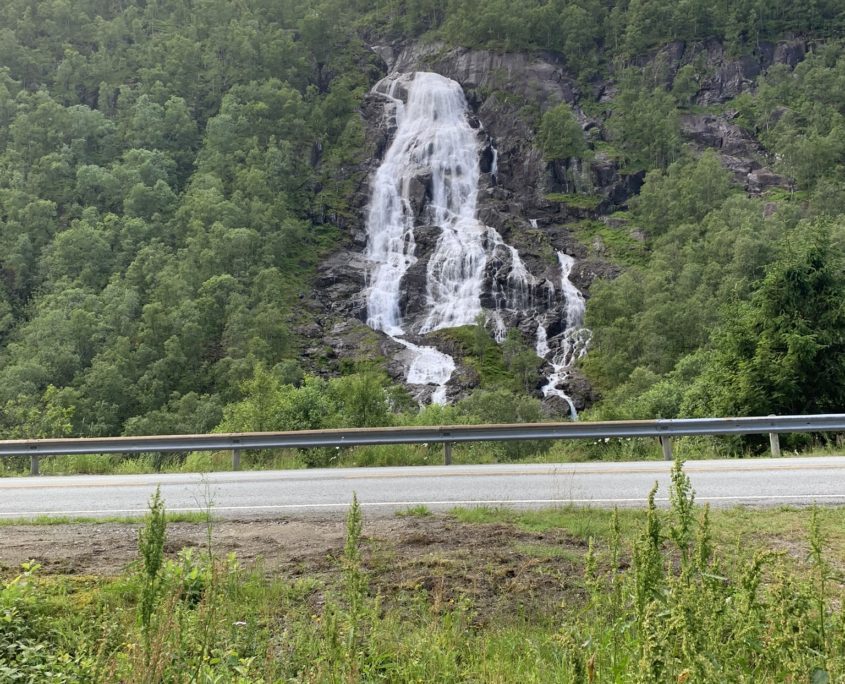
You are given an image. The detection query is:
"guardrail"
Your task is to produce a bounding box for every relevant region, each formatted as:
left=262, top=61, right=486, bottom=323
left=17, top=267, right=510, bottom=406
left=2, top=414, right=844, bottom=475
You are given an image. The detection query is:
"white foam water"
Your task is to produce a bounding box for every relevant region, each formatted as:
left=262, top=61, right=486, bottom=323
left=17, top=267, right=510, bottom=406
left=536, top=252, right=592, bottom=419
left=364, top=71, right=534, bottom=403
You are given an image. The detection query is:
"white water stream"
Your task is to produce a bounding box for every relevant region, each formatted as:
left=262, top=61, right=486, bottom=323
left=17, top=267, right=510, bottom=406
left=536, top=252, right=591, bottom=418
left=364, top=71, right=533, bottom=402
left=364, top=71, right=588, bottom=408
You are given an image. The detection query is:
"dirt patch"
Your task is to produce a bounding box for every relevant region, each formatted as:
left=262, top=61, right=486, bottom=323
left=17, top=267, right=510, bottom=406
left=0, top=515, right=586, bottom=622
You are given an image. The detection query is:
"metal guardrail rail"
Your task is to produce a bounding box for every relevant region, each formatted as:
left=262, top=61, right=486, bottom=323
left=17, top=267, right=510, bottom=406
left=2, top=414, right=844, bottom=474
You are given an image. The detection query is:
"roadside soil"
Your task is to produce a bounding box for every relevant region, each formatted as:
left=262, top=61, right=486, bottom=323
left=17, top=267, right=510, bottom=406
left=0, top=515, right=587, bottom=622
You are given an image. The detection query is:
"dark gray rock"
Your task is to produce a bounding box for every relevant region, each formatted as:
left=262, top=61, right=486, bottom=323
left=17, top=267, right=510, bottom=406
left=570, top=258, right=621, bottom=293
left=686, top=39, right=806, bottom=106
left=774, top=40, right=806, bottom=68
left=679, top=114, right=762, bottom=156
left=398, top=226, right=441, bottom=321
left=315, top=250, right=370, bottom=319
left=542, top=395, right=575, bottom=420
left=567, top=371, right=596, bottom=411
left=747, top=167, right=792, bottom=194
left=407, top=173, right=432, bottom=219
left=721, top=154, right=760, bottom=182
left=680, top=113, right=768, bottom=183
left=295, top=322, right=323, bottom=339
left=322, top=320, right=385, bottom=363
left=391, top=44, right=578, bottom=111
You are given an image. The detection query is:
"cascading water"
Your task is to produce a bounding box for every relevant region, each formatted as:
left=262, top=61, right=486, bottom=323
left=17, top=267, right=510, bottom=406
left=364, top=71, right=534, bottom=402
left=364, top=71, right=591, bottom=409
left=536, top=252, right=592, bottom=418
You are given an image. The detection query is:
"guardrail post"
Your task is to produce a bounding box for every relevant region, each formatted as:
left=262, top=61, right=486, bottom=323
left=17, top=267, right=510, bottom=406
left=30, top=454, right=40, bottom=476
left=444, top=441, right=452, bottom=465
left=660, top=436, right=673, bottom=461
left=232, top=448, right=241, bottom=471
left=769, top=432, right=781, bottom=458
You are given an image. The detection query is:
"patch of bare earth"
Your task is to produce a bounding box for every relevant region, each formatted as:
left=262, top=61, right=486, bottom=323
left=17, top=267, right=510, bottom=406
left=0, top=515, right=586, bottom=621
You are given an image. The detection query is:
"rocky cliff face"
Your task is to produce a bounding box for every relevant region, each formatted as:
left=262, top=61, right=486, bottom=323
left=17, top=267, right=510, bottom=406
left=305, top=38, right=808, bottom=410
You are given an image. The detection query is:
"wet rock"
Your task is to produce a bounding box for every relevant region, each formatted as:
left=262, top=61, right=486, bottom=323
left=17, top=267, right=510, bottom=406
left=541, top=395, right=575, bottom=420
left=399, top=225, right=440, bottom=320
left=313, top=37, right=810, bottom=410
left=608, top=170, right=646, bottom=207
left=566, top=371, right=596, bottom=411
left=407, top=173, right=432, bottom=219
left=479, top=143, right=495, bottom=173
left=447, top=364, right=480, bottom=395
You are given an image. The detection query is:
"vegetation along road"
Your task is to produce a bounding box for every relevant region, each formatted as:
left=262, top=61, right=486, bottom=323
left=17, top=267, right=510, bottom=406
left=3, top=456, right=845, bottom=519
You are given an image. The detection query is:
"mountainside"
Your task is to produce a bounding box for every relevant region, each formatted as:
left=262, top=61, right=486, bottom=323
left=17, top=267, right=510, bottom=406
left=313, top=35, right=845, bottom=420
left=0, top=0, right=842, bottom=445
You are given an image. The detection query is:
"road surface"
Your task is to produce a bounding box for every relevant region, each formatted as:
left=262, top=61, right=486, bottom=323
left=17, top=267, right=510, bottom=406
left=1, top=456, right=845, bottom=519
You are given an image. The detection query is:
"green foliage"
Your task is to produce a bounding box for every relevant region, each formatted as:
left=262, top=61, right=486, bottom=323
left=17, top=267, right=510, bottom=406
left=609, top=69, right=681, bottom=170
left=668, top=458, right=695, bottom=561
left=0, top=0, right=372, bottom=439
left=682, top=221, right=845, bottom=417
left=0, top=0, right=841, bottom=437
left=632, top=151, right=734, bottom=236
left=0, top=385, right=74, bottom=439
left=434, top=323, right=541, bottom=393
left=343, top=494, right=366, bottom=625
left=569, top=218, right=648, bottom=266
left=544, top=193, right=601, bottom=210
left=433, top=0, right=843, bottom=66
left=737, top=45, right=845, bottom=193
left=216, top=365, right=395, bottom=434
left=138, top=487, right=167, bottom=655
left=456, top=388, right=547, bottom=459
left=538, top=103, right=586, bottom=161
left=584, top=193, right=788, bottom=393
left=671, top=63, right=700, bottom=107
left=8, top=478, right=845, bottom=680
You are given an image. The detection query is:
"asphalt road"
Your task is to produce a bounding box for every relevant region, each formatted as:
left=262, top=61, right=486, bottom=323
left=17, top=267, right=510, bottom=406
left=1, top=456, right=845, bottom=519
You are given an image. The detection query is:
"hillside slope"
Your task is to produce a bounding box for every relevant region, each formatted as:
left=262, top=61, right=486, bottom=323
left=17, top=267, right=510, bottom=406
left=0, top=0, right=842, bottom=445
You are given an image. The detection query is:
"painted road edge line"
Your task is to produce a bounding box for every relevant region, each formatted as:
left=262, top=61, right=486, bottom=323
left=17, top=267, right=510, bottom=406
left=4, top=492, right=845, bottom=517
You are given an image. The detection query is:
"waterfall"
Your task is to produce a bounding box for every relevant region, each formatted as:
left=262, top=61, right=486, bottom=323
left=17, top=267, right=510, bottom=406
left=364, top=71, right=586, bottom=407
left=364, top=71, right=536, bottom=402
left=536, top=252, right=592, bottom=418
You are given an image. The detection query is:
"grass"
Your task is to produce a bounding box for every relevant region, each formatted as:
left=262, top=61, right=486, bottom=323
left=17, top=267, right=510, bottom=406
left=544, top=192, right=603, bottom=210
left=395, top=504, right=433, bottom=518
left=454, top=501, right=817, bottom=542
left=5, top=463, right=845, bottom=680
left=429, top=324, right=516, bottom=389
left=452, top=504, right=639, bottom=541
left=0, top=511, right=212, bottom=526
left=569, top=218, right=649, bottom=266
left=764, top=186, right=809, bottom=203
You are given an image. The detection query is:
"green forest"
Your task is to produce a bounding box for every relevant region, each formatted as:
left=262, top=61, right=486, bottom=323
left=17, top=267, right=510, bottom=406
left=0, top=0, right=843, bottom=453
